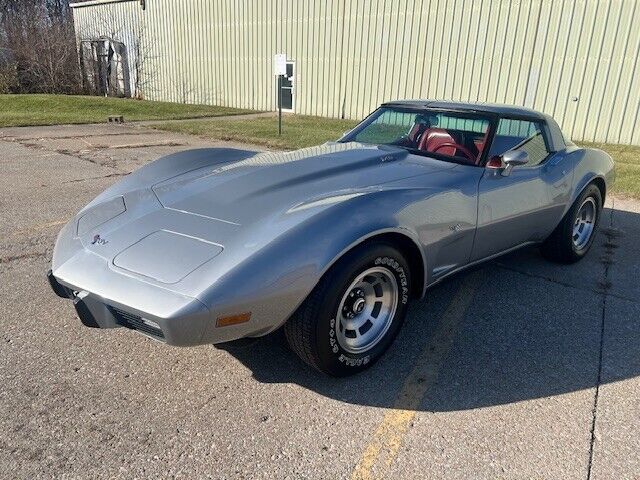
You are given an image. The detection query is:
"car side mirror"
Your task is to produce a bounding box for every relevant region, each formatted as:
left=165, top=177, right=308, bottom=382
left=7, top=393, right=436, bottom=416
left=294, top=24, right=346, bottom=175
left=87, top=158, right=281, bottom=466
left=501, top=150, right=528, bottom=176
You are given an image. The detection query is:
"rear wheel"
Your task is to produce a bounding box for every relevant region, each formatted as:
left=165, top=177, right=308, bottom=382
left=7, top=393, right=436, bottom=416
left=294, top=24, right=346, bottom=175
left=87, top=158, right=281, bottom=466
left=284, top=242, right=411, bottom=376
left=541, top=184, right=602, bottom=263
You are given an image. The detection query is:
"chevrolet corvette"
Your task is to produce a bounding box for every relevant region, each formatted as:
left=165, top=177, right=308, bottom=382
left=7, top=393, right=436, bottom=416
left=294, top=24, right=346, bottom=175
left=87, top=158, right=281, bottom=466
left=48, top=101, right=615, bottom=376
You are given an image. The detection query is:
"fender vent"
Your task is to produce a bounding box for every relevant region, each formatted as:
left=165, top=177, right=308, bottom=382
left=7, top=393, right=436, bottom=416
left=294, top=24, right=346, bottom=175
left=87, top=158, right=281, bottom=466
left=109, top=307, right=164, bottom=339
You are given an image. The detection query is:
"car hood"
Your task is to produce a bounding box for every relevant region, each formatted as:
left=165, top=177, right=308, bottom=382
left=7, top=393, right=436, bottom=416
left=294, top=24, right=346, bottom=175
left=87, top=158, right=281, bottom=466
left=150, top=142, right=454, bottom=225
left=53, top=143, right=458, bottom=295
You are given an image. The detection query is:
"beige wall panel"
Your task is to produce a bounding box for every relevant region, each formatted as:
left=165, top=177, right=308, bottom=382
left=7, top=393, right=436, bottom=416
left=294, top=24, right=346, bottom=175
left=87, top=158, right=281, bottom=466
left=72, top=0, right=640, bottom=144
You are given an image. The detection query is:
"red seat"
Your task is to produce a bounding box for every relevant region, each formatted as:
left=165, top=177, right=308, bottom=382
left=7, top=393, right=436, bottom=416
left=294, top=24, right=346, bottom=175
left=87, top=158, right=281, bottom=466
left=418, top=128, right=457, bottom=157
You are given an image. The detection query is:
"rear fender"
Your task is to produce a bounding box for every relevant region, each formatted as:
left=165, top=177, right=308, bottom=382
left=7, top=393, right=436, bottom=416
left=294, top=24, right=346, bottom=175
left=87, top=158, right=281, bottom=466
left=569, top=148, right=614, bottom=206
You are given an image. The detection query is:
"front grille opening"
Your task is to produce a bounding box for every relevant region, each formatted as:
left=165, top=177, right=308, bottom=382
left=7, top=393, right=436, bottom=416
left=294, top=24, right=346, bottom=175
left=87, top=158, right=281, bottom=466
left=109, top=307, right=165, bottom=339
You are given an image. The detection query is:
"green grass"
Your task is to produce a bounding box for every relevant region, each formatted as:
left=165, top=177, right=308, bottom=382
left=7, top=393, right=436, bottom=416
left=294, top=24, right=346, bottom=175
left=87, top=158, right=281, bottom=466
left=0, top=94, right=255, bottom=127
left=4, top=98, right=633, bottom=198
left=579, top=142, right=640, bottom=199
left=152, top=114, right=359, bottom=150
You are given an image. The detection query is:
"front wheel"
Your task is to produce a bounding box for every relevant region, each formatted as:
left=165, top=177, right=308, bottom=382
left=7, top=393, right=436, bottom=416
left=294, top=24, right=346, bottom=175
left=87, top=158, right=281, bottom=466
left=541, top=184, right=602, bottom=263
left=284, top=242, right=411, bottom=376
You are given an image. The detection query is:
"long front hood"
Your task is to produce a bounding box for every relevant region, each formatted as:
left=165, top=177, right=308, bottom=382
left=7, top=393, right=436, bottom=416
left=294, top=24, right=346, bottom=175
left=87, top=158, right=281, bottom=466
left=53, top=143, right=456, bottom=299
left=151, top=143, right=453, bottom=224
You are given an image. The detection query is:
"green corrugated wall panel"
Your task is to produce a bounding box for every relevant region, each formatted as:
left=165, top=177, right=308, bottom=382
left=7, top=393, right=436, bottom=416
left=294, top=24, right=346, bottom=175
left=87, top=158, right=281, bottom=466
left=72, top=0, right=640, bottom=145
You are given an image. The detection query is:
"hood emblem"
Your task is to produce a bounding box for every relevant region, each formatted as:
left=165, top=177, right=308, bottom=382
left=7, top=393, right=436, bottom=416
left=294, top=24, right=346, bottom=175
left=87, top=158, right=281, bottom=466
left=91, top=234, right=108, bottom=245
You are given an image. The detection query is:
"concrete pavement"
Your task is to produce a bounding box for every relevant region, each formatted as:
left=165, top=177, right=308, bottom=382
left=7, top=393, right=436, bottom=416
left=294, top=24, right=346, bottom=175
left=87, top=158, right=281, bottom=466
left=0, top=123, right=638, bottom=479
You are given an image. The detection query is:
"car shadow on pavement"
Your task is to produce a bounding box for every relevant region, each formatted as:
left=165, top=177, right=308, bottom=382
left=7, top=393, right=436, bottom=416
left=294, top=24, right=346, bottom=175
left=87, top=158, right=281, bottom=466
left=219, top=207, right=639, bottom=412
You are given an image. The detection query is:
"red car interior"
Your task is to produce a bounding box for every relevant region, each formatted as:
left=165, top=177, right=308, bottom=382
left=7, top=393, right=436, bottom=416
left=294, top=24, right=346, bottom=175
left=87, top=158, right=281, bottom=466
left=407, top=122, right=429, bottom=143
left=417, top=127, right=482, bottom=164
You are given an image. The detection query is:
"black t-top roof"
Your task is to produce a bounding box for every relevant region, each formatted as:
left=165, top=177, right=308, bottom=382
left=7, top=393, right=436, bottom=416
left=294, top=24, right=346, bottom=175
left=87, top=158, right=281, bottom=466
left=381, top=100, right=547, bottom=121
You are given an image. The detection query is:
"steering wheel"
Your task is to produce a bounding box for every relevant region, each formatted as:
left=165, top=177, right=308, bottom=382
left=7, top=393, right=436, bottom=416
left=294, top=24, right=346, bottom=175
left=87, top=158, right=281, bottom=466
left=432, top=142, right=477, bottom=163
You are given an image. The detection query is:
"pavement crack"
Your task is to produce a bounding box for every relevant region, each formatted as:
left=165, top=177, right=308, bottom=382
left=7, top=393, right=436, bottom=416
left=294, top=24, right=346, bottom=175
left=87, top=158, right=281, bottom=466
left=1, top=135, right=125, bottom=172
left=102, top=141, right=185, bottom=149
left=493, top=262, right=636, bottom=304
left=0, top=251, right=48, bottom=265
left=2, top=132, right=127, bottom=141
left=495, top=263, right=588, bottom=292
left=586, top=289, right=607, bottom=480
left=586, top=199, right=616, bottom=480
left=49, top=172, right=129, bottom=186
left=54, top=148, right=104, bottom=166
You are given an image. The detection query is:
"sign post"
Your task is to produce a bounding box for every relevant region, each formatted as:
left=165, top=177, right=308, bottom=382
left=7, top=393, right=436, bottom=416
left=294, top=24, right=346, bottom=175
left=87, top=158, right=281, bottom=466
left=274, top=53, right=287, bottom=136
left=278, top=74, right=282, bottom=135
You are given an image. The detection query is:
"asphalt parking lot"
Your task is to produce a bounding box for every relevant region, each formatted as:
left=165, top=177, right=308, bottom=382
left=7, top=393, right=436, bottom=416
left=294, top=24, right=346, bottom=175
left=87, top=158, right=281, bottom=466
left=1, top=123, right=638, bottom=479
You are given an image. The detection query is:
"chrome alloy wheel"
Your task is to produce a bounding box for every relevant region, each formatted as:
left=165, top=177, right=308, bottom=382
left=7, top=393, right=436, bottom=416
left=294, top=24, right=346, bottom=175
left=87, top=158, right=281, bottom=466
left=573, top=197, right=597, bottom=250
left=335, top=266, right=399, bottom=354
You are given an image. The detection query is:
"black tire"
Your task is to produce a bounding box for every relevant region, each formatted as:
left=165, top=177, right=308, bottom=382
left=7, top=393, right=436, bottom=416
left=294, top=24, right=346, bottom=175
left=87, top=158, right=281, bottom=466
left=541, top=184, right=602, bottom=264
left=284, top=241, right=411, bottom=376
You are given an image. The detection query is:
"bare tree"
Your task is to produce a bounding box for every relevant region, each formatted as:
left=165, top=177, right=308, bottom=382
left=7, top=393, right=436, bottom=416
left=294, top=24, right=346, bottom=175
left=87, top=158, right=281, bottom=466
left=173, top=76, right=197, bottom=105
left=0, top=0, right=82, bottom=94
left=130, top=24, right=158, bottom=99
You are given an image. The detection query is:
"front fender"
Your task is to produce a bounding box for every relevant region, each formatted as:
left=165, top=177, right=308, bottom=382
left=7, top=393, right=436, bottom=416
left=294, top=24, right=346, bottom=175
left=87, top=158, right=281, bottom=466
left=197, top=189, right=427, bottom=340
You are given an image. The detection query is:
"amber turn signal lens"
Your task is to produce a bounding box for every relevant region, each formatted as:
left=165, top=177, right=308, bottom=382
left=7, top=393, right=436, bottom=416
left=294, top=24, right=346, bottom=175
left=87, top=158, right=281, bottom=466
left=216, top=312, right=251, bottom=327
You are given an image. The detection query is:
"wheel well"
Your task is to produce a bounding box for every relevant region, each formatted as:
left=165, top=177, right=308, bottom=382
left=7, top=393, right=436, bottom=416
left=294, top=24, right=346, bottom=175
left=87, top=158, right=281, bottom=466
left=359, top=232, right=425, bottom=299
left=591, top=177, right=606, bottom=202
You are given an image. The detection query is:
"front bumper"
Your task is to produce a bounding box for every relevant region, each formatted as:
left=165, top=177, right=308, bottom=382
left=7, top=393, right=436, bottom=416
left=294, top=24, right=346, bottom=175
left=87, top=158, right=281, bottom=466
left=47, top=268, right=211, bottom=346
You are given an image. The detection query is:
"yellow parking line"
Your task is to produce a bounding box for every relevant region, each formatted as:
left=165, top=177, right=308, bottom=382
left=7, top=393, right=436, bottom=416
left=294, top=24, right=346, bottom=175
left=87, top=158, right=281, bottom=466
left=351, top=274, right=480, bottom=480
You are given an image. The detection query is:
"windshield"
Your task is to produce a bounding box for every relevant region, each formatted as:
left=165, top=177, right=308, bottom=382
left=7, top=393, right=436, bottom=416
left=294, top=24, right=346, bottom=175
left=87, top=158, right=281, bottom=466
left=342, top=107, right=492, bottom=165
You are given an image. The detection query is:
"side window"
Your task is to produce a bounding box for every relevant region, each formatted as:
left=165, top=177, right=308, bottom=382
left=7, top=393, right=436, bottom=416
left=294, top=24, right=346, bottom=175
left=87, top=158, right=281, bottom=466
left=488, top=119, right=550, bottom=166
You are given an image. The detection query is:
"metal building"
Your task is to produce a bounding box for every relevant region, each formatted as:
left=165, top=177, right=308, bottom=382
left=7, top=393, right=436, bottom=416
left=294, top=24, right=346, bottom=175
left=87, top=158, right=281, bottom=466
left=71, top=0, right=640, bottom=145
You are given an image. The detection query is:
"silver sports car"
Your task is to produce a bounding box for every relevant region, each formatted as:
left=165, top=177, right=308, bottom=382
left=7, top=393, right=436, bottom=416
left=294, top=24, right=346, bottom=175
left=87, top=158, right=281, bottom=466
left=48, top=101, right=615, bottom=376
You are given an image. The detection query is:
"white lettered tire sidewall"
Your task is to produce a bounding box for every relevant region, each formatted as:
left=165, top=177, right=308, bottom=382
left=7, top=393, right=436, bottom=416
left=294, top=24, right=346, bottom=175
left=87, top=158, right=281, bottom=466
left=315, top=243, right=411, bottom=376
